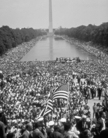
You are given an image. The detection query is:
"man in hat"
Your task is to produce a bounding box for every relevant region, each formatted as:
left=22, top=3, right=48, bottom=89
left=71, top=116, right=81, bottom=136
left=64, top=122, right=79, bottom=138
left=76, top=115, right=90, bottom=133
left=46, top=121, right=54, bottom=138
left=52, top=125, right=63, bottom=138
left=22, top=123, right=33, bottom=138
left=33, top=117, right=47, bottom=138
left=59, top=118, right=66, bottom=133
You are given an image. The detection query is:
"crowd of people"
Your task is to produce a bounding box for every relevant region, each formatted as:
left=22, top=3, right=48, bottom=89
left=0, top=37, right=108, bottom=138
left=64, top=36, right=108, bottom=78
left=0, top=59, right=108, bottom=138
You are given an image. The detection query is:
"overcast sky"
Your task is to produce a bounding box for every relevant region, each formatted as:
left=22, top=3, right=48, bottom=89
left=0, top=0, right=108, bottom=29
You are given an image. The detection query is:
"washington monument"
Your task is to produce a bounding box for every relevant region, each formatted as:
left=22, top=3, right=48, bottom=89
left=49, top=0, right=53, bottom=35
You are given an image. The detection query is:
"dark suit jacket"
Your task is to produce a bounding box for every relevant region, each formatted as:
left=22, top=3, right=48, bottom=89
left=52, top=131, right=64, bottom=138
left=22, top=130, right=30, bottom=138
left=0, top=121, right=6, bottom=138
left=46, top=128, right=53, bottom=138
left=76, top=120, right=90, bottom=133
left=0, top=113, right=7, bottom=126
left=99, top=128, right=108, bottom=138
left=33, top=129, right=45, bottom=138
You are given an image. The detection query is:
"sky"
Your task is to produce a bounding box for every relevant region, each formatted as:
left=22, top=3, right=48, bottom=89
left=0, top=0, right=108, bottom=29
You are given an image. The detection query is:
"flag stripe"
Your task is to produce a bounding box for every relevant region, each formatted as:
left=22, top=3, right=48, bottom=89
left=48, top=99, right=54, bottom=103
left=37, top=99, right=53, bottom=118
left=47, top=104, right=53, bottom=110
left=53, top=90, right=69, bottom=100
left=38, top=108, right=45, bottom=117
left=47, top=99, right=53, bottom=107
left=47, top=103, right=53, bottom=107
left=37, top=84, right=69, bottom=118
left=53, top=92, right=69, bottom=97
left=54, top=91, right=69, bottom=95
left=43, top=109, right=52, bottom=116
left=53, top=95, right=69, bottom=100
left=43, top=99, right=53, bottom=116
left=53, top=94, right=69, bottom=99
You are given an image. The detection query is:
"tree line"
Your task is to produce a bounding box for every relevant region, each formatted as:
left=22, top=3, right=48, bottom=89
left=55, top=23, right=108, bottom=48
left=0, top=26, right=46, bottom=55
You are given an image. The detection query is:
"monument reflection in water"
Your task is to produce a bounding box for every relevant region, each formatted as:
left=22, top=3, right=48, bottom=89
left=21, top=36, right=94, bottom=61
left=49, top=36, right=53, bottom=60
left=21, top=0, right=95, bottom=61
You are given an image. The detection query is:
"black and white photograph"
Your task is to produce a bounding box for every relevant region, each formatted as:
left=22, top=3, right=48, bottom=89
left=0, top=0, right=108, bottom=138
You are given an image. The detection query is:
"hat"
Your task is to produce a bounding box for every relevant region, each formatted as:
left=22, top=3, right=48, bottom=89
left=52, top=114, right=56, bottom=118
left=75, top=116, right=81, bottom=119
left=12, top=120, right=17, bottom=123
left=82, top=115, right=87, bottom=119
left=48, top=121, right=54, bottom=126
left=59, top=118, right=66, bottom=123
left=10, top=126, right=17, bottom=133
left=22, top=119, right=25, bottom=123
left=0, top=71, right=3, bottom=74
left=86, top=118, right=90, bottom=122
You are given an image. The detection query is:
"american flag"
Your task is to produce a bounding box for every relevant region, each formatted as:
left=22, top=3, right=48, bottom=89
left=43, top=99, right=53, bottom=116
left=37, top=84, right=69, bottom=119
left=52, top=84, right=69, bottom=100
left=53, top=90, right=69, bottom=100
left=37, top=99, right=53, bottom=119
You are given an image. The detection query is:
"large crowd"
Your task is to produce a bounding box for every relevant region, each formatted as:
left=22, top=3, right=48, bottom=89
left=64, top=36, right=108, bottom=78
left=0, top=38, right=108, bottom=138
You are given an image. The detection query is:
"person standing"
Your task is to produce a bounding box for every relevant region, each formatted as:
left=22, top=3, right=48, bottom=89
left=33, top=118, right=47, bottom=138
left=76, top=115, right=90, bottom=133
left=91, top=86, right=95, bottom=99
left=52, top=125, right=63, bottom=138
left=63, top=122, right=79, bottom=138
left=0, top=106, right=7, bottom=127
left=0, top=121, right=6, bottom=138
left=21, top=123, right=33, bottom=138
left=93, top=103, right=97, bottom=119
left=97, top=87, right=102, bottom=100
left=99, top=121, right=108, bottom=138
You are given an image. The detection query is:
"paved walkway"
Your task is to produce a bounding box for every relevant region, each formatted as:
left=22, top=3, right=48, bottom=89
left=88, top=97, right=102, bottom=118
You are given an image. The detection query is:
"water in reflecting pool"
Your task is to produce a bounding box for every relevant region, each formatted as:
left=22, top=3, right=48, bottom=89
left=21, top=37, right=94, bottom=61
